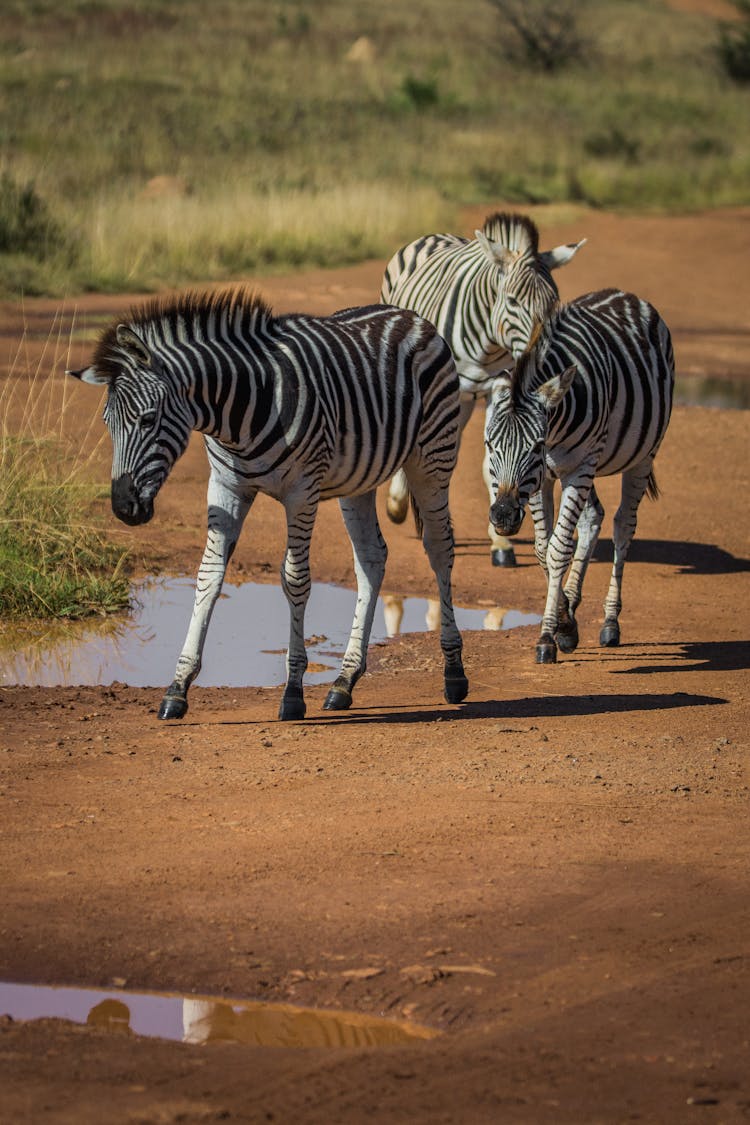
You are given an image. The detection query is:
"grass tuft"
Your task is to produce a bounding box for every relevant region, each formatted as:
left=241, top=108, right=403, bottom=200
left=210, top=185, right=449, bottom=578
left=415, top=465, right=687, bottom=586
left=0, top=319, right=130, bottom=620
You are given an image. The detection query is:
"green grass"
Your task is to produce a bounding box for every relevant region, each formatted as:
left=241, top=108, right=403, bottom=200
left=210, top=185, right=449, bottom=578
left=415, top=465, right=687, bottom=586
left=0, top=325, right=130, bottom=620
left=0, top=0, right=749, bottom=296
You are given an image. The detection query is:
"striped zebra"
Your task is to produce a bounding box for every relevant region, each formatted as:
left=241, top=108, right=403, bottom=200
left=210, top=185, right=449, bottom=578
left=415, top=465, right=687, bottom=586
left=67, top=289, right=469, bottom=720
left=484, top=288, right=674, bottom=663
left=381, top=212, right=585, bottom=566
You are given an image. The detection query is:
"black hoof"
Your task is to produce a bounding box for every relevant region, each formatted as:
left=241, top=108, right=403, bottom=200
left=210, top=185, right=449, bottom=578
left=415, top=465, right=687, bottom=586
left=491, top=547, right=517, bottom=568
left=323, top=688, right=352, bottom=711
left=279, top=694, right=306, bottom=721
left=556, top=622, right=579, bottom=654
left=158, top=694, right=188, bottom=720
left=536, top=642, right=557, bottom=664
left=600, top=621, right=621, bottom=647
left=444, top=674, right=469, bottom=704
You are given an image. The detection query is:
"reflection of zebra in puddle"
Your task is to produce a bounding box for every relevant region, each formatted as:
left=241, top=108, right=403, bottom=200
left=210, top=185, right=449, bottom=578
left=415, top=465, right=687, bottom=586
left=382, top=595, right=509, bottom=636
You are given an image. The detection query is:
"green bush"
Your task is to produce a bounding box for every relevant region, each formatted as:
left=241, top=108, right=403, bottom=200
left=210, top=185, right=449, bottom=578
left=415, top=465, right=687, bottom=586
left=717, top=1, right=750, bottom=82
left=0, top=172, right=63, bottom=256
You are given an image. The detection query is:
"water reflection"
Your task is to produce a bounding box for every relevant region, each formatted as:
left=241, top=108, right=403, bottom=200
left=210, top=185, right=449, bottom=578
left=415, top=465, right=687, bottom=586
left=0, top=579, right=540, bottom=689
left=0, top=981, right=437, bottom=1048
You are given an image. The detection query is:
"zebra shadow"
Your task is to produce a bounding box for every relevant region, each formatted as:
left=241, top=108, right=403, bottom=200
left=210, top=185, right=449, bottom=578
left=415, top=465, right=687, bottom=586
left=611, top=638, right=750, bottom=677
left=593, top=538, right=750, bottom=575
left=306, top=690, right=726, bottom=726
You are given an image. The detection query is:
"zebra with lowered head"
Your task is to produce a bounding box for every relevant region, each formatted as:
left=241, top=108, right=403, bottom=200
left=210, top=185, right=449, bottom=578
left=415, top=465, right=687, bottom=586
left=68, top=289, right=469, bottom=720
left=381, top=212, right=585, bottom=566
left=485, top=287, right=674, bottom=663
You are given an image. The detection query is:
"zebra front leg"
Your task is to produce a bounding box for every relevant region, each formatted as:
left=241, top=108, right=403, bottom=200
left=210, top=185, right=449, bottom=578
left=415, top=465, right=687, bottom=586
left=278, top=491, right=318, bottom=721
left=600, top=464, right=653, bottom=648
left=323, top=492, right=387, bottom=711
left=535, top=479, right=590, bottom=664
left=408, top=475, right=468, bottom=704
left=555, top=485, right=605, bottom=654
left=159, top=488, right=255, bottom=719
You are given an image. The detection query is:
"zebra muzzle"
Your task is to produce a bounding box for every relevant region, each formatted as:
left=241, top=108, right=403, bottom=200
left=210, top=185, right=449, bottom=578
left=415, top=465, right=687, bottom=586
left=490, top=492, right=525, bottom=536
left=112, top=473, right=154, bottom=526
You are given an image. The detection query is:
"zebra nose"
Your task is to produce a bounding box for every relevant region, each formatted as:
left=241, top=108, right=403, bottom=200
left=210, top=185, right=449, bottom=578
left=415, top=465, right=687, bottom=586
left=112, top=473, right=153, bottom=526
left=490, top=493, right=524, bottom=536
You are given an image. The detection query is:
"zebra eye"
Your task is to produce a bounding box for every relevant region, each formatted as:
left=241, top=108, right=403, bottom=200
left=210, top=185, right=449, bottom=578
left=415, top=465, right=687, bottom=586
left=139, top=410, right=157, bottom=430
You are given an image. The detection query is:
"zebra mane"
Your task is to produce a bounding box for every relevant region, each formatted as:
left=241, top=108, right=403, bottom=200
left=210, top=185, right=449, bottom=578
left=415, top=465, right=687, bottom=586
left=93, top=287, right=274, bottom=379
left=481, top=212, right=540, bottom=257
left=512, top=309, right=561, bottom=399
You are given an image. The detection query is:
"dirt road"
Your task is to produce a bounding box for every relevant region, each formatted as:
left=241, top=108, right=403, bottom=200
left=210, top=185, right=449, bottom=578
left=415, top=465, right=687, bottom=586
left=1, top=205, right=749, bottom=1123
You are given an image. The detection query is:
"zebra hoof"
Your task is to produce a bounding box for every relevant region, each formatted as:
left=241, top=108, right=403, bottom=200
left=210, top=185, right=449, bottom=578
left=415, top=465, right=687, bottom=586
left=323, top=688, right=352, bottom=711
left=444, top=673, right=469, bottom=704
left=536, top=642, right=557, bottom=664
left=491, top=547, right=517, bottom=568
left=158, top=694, right=188, bottom=720
left=556, top=622, right=579, bottom=654
left=279, top=693, right=306, bottom=721
left=600, top=621, right=621, bottom=647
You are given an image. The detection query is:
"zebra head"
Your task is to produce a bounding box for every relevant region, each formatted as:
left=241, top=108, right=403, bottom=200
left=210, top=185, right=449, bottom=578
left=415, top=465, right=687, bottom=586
left=475, top=213, right=585, bottom=360
left=485, top=361, right=577, bottom=536
left=67, top=322, right=193, bottom=526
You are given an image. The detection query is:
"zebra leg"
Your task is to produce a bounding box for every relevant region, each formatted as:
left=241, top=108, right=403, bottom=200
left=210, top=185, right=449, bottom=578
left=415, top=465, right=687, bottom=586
left=158, top=485, right=255, bottom=720
left=278, top=491, right=319, bottom=721
left=600, top=464, right=653, bottom=648
left=535, top=479, right=591, bottom=664
left=407, top=473, right=468, bottom=704
left=556, top=485, right=605, bottom=655
left=483, top=399, right=516, bottom=568
left=323, top=492, right=387, bottom=711
left=529, top=479, right=555, bottom=573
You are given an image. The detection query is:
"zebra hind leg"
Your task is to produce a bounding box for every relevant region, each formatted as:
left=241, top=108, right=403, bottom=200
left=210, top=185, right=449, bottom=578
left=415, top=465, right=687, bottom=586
left=323, top=493, right=387, bottom=711
left=600, top=465, right=653, bottom=648
left=407, top=474, right=468, bottom=704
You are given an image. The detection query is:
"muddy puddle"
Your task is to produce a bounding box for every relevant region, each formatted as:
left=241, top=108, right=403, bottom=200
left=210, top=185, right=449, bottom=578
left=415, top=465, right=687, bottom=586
left=0, top=579, right=540, bottom=689
left=0, top=980, right=437, bottom=1048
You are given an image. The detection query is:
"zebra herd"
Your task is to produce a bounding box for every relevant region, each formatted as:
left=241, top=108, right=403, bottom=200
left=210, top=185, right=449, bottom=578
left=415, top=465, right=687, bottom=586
left=69, top=212, right=674, bottom=720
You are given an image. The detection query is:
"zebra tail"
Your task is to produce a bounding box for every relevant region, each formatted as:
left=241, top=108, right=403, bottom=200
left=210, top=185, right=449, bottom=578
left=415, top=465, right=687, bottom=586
left=646, top=471, right=660, bottom=501
left=409, top=492, right=424, bottom=539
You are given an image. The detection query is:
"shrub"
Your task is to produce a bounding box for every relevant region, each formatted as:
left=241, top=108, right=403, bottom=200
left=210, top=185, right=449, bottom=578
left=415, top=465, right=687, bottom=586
left=487, top=0, right=588, bottom=71
left=0, top=172, right=64, bottom=257
left=717, top=0, right=750, bottom=82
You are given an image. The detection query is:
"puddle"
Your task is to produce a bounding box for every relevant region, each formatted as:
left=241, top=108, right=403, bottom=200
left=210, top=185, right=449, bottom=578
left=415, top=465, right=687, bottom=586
left=0, top=980, right=437, bottom=1048
left=0, top=579, right=540, bottom=689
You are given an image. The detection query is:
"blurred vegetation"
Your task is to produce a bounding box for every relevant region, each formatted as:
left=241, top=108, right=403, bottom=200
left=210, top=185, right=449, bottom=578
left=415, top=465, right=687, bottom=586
left=0, top=0, right=748, bottom=296
left=717, top=0, right=750, bottom=82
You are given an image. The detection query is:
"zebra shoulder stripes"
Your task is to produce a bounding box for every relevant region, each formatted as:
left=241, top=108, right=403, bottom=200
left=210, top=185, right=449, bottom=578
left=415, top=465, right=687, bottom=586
left=67, top=289, right=468, bottom=720
left=484, top=288, right=674, bottom=663
left=381, top=212, right=585, bottom=567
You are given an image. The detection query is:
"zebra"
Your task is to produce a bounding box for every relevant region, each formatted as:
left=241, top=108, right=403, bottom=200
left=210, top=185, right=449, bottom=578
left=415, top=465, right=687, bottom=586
left=484, top=288, right=674, bottom=663
left=380, top=212, right=585, bottom=567
left=67, top=289, right=469, bottom=720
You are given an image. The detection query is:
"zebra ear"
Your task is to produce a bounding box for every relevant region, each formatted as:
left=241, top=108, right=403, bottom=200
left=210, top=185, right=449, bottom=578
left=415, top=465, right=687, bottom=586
left=475, top=229, right=515, bottom=272
left=537, top=364, right=577, bottom=409
left=116, top=324, right=152, bottom=366
left=540, top=238, right=587, bottom=270
left=66, top=365, right=109, bottom=386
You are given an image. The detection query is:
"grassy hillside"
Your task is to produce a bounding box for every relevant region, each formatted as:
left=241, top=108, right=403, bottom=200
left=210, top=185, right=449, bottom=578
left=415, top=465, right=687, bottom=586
left=1, top=0, right=748, bottom=295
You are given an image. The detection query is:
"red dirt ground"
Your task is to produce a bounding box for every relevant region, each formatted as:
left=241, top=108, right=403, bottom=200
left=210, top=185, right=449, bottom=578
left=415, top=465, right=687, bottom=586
left=1, top=205, right=749, bottom=1124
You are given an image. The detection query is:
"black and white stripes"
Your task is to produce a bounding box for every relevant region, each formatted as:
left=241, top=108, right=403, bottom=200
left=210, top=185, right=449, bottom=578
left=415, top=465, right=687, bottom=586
left=380, top=212, right=585, bottom=566
left=485, top=288, right=674, bottom=663
left=68, top=289, right=468, bottom=719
